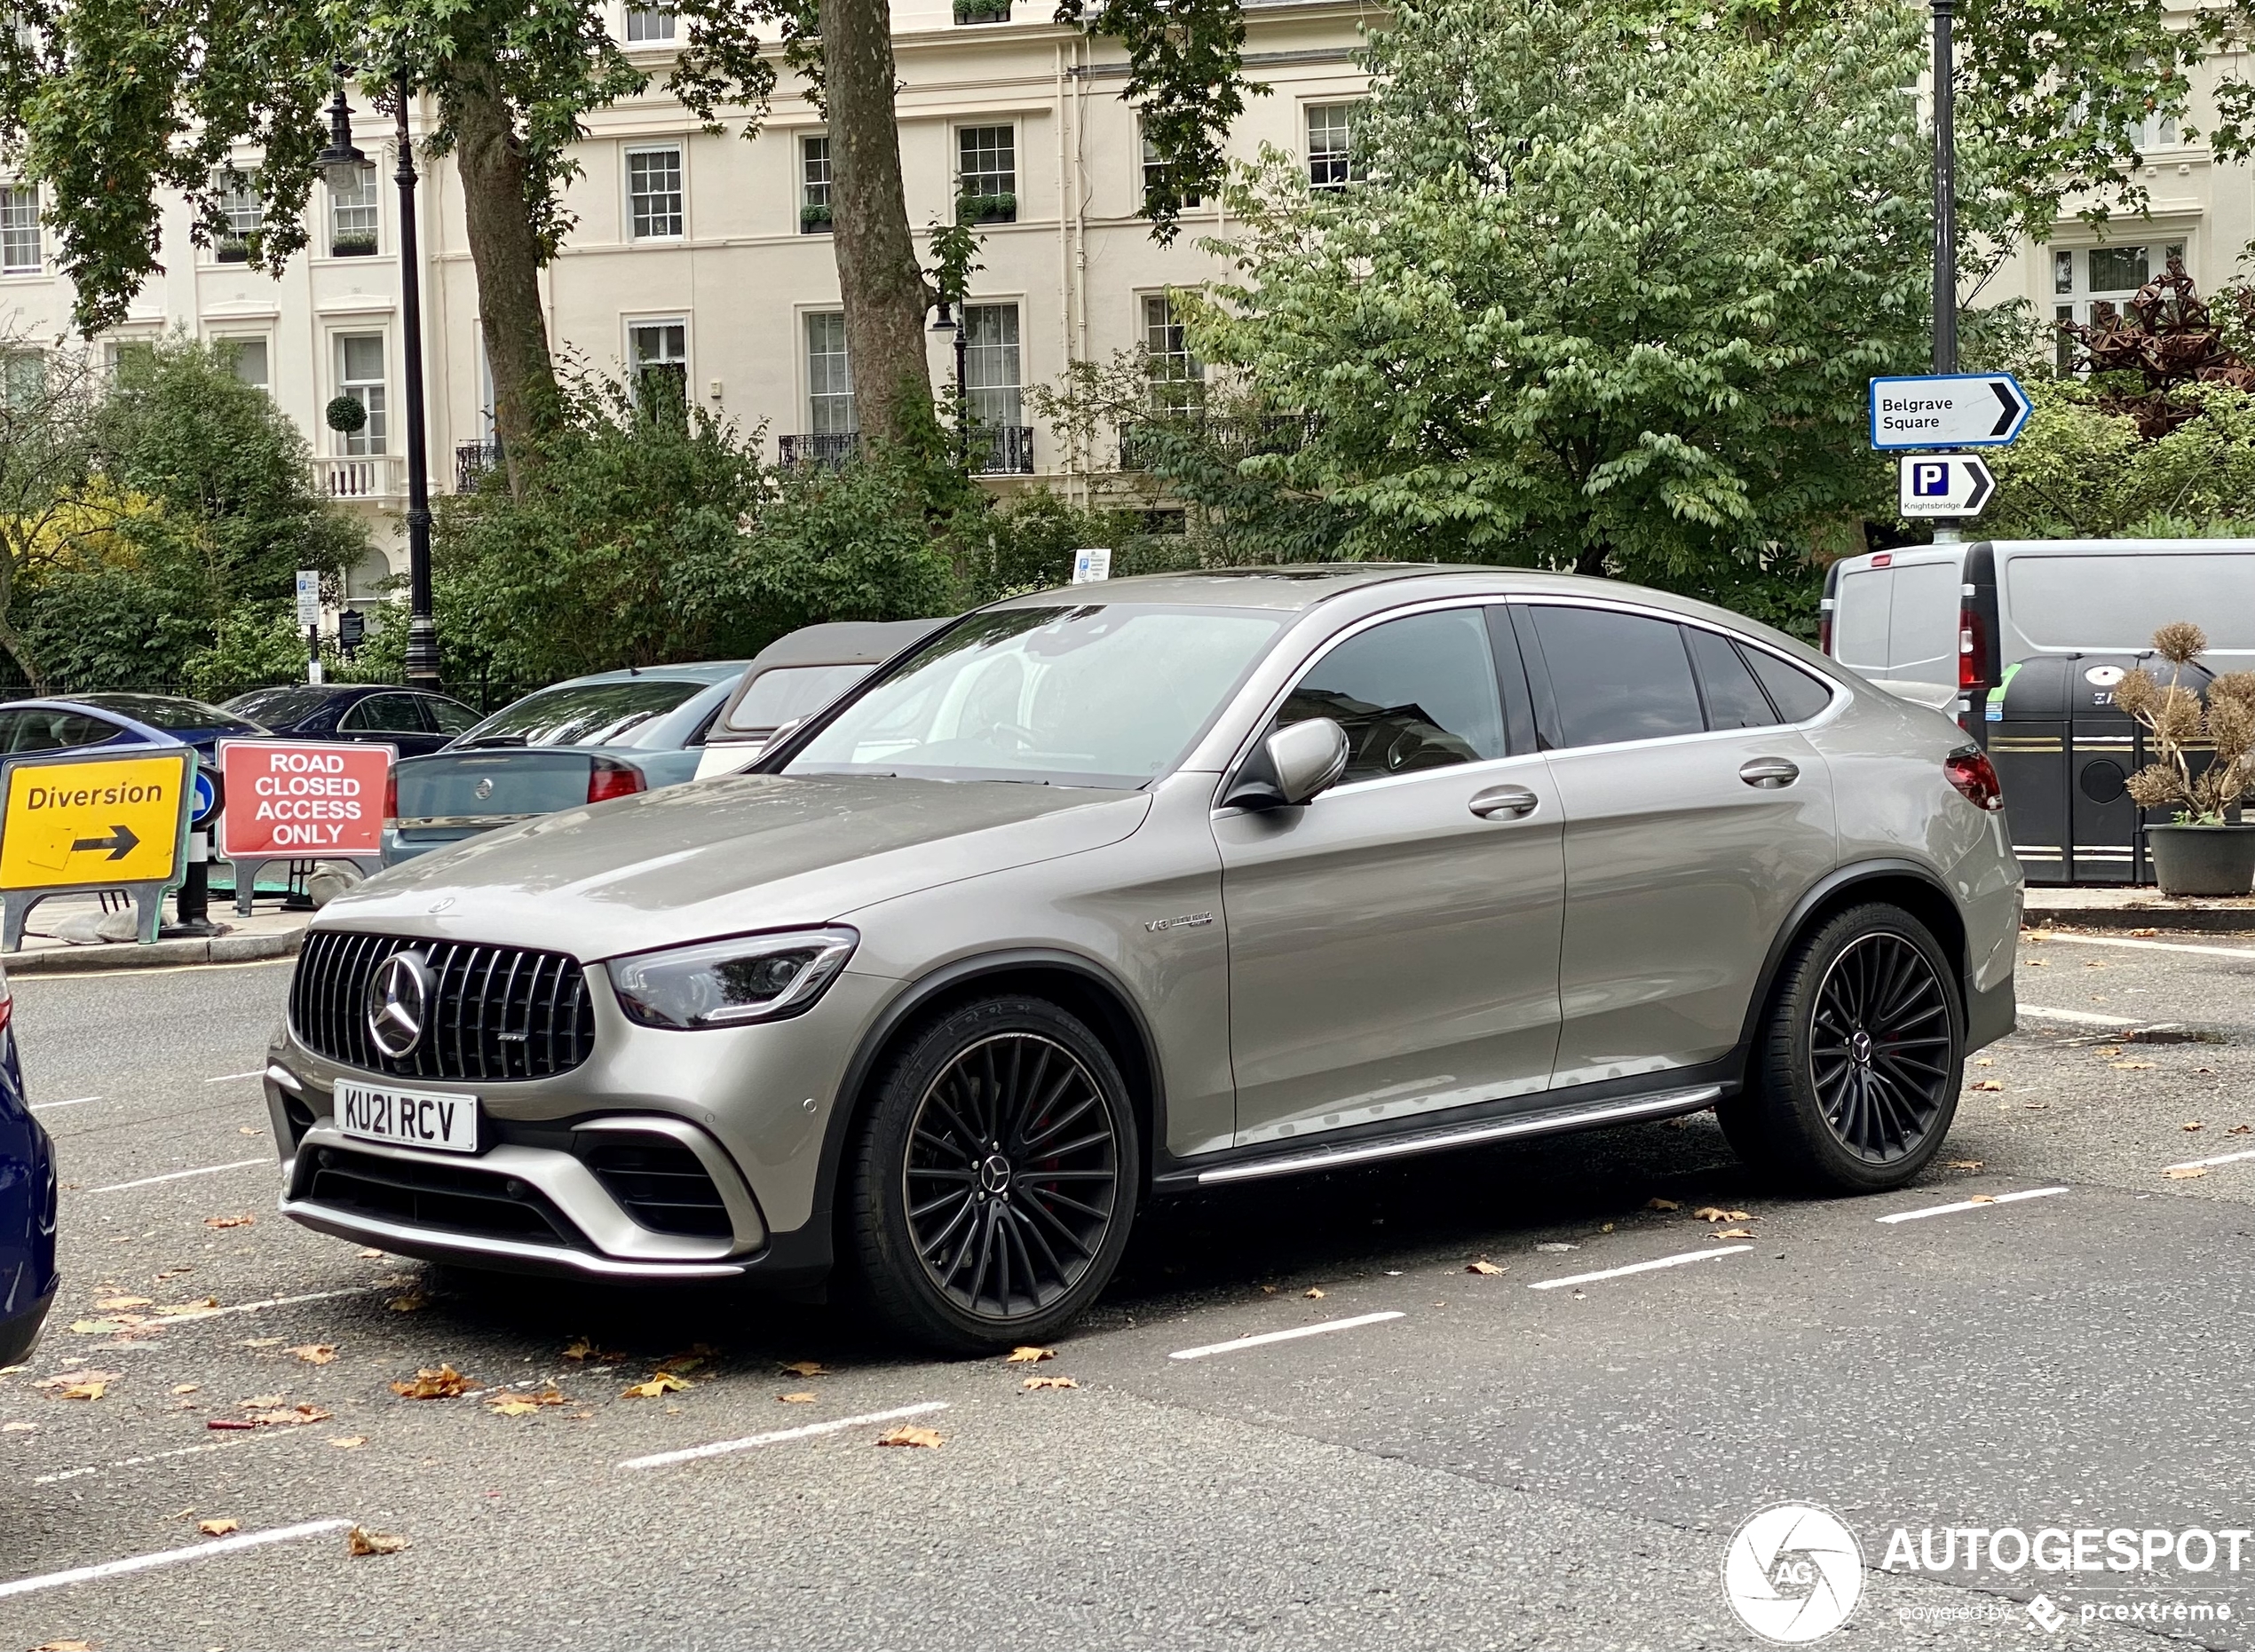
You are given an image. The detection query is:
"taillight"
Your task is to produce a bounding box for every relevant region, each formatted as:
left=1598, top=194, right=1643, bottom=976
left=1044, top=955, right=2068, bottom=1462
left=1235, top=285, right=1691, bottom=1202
left=1945, top=749, right=2004, bottom=812
left=1958, top=602, right=1987, bottom=692
left=587, top=759, right=645, bottom=804
left=383, top=767, right=398, bottom=822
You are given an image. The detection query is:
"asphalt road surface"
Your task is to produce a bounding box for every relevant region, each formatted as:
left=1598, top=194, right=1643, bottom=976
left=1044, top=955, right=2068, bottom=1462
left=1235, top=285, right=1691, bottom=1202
left=5, top=927, right=2255, bottom=1652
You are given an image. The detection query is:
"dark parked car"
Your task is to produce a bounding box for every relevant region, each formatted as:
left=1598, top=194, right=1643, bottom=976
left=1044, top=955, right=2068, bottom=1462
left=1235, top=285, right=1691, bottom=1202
left=692, top=619, right=955, bottom=780
left=0, top=960, right=56, bottom=1365
left=382, top=662, right=748, bottom=865
left=0, top=692, right=264, bottom=768
left=223, top=684, right=481, bottom=759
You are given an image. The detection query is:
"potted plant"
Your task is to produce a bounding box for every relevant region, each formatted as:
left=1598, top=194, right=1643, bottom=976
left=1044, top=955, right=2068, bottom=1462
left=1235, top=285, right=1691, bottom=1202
left=2115, top=621, right=2255, bottom=895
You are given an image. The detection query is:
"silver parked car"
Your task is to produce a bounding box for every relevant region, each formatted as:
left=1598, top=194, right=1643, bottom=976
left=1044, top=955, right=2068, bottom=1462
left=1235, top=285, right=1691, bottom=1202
left=265, top=566, right=2020, bottom=1352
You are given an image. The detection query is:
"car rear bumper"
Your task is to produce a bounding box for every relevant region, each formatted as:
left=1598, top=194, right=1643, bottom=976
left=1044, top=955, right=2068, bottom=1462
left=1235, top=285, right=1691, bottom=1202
left=0, top=1285, right=53, bottom=1367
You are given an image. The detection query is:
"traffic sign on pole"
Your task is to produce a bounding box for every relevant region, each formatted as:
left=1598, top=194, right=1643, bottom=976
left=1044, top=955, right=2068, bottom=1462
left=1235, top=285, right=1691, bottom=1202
left=1897, top=454, right=1994, bottom=518
left=1868, top=373, right=2030, bottom=449
left=295, top=570, right=322, bottom=628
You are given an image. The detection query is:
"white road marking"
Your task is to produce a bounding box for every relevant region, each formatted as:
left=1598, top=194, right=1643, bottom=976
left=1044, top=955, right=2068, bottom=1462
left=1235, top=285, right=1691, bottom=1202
left=0, top=1519, right=351, bottom=1601
left=1167, top=1311, right=1406, bottom=1362
left=83, top=1158, right=268, bottom=1194
left=2018, top=1004, right=2139, bottom=1027
left=133, top=1284, right=388, bottom=1324
left=204, top=1070, right=265, bottom=1084
left=29, top=1095, right=100, bottom=1112
left=2033, top=932, right=2255, bottom=961
left=2164, top=1148, right=2255, bottom=1173
left=620, top=1402, right=951, bottom=1470
left=1876, top=1186, right=2069, bottom=1223
left=1528, top=1245, right=1753, bottom=1292
left=34, top=1440, right=246, bottom=1486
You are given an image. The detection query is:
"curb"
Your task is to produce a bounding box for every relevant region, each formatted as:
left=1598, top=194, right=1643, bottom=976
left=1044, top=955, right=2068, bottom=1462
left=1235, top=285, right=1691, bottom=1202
left=3, top=929, right=305, bottom=976
left=2024, top=904, right=2255, bottom=935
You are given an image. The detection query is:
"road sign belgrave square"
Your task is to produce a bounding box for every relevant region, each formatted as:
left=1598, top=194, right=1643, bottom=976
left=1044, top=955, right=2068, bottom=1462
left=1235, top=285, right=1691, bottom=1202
left=1868, top=373, right=2030, bottom=450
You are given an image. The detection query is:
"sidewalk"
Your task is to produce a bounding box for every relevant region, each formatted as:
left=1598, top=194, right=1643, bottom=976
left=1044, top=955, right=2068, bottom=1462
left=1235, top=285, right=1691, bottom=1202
left=2, top=891, right=311, bottom=976
left=2022, top=885, right=2255, bottom=934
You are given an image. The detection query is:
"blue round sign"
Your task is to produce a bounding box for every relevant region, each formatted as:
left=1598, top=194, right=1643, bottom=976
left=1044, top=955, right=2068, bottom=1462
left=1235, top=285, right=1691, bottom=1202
left=191, top=769, right=218, bottom=827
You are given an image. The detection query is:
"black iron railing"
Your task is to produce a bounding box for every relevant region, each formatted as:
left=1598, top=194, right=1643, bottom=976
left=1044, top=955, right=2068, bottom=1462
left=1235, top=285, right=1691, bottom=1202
left=970, top=424, right=1035, bottom=475
left=455, top=439, right=502, bottom=492
left=778, top=431, right=859, bottom=470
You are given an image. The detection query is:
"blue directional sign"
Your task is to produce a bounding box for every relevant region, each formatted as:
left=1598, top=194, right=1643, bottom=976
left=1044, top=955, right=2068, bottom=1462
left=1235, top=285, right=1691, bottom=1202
left=190, top=768, right=219, bottom=828
left=1869, top=372, right=2031, bottom=450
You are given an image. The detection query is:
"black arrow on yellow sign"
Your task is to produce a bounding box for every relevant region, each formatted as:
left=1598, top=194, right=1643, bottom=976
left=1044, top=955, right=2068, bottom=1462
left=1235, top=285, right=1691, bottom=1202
left=70, top=824, right=140, bottom=861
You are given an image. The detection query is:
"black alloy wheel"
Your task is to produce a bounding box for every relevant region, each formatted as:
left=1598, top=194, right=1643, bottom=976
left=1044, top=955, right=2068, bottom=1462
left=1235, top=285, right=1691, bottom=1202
left=905, top=1031, right=1120, bottom=1318
left=1808, top=932, right=1956, bottom=1163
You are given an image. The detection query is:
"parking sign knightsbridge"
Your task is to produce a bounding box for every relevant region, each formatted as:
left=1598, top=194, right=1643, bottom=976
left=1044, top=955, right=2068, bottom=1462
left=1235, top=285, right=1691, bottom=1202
left=1867, top=372, right=2032, bottom=449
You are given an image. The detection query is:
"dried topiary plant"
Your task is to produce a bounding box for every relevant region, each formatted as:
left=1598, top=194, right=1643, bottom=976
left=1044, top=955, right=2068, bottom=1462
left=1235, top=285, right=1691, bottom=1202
left=2115, top=621, right=2255, bottom=823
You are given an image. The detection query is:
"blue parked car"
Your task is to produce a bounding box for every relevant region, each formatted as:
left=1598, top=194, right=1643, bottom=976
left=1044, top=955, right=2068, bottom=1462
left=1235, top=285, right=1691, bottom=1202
left=0, top=692, right=265, bottom=770
left=0, top=960, right=56, bottom=1366
left=382, top=662, right=748, bottom=865
left=221, top=684, right=481, bottom=760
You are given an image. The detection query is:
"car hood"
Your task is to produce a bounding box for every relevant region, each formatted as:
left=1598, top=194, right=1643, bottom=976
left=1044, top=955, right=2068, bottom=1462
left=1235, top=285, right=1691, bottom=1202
left=323, top=772, right=1151, bottom=960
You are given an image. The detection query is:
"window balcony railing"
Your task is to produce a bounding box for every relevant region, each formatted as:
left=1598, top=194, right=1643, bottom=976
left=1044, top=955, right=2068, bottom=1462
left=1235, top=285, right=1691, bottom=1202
left=455, top=439, right=502, bottom=493
left=969, top=424, right=1035, bottom=476
left=778, top=431, right=858, bottom=470
left=320, top=455, right=401, bottom=500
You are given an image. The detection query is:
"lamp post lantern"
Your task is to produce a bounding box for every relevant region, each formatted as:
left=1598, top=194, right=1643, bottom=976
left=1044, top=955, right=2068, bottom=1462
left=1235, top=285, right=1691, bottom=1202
left=317, top=74, right=439, bottom=689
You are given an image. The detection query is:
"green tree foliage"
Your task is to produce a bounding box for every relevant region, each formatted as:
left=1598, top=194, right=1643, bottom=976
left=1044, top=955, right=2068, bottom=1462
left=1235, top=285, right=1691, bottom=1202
left=1980, top=377, right=2255, bottom=541
left=1192, top=0, right=1931, bottom=586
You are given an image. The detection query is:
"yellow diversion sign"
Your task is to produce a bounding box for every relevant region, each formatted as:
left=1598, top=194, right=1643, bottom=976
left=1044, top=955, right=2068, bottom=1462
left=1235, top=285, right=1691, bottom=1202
left=0, top=750, right=193, bottom=889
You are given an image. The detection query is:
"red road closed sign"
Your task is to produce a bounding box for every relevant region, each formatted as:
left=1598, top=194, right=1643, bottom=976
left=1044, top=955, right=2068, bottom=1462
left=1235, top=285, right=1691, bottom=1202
left=217, top=740, right=393, bottom=860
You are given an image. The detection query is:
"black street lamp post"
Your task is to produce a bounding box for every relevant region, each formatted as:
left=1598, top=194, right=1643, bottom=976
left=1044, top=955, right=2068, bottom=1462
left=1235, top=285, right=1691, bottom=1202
left=319, top=75, right=439, bottom=688
left=929, top=289, right=970, bottom=470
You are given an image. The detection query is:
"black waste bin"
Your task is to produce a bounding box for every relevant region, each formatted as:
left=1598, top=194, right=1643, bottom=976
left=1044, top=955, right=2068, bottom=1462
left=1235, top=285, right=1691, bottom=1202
left=1981, top=652, right=2212, bottom=885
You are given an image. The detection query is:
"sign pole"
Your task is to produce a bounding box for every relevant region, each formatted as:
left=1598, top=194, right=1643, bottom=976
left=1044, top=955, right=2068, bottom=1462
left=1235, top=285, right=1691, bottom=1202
left=1931, top=0, right=1958, bottom=376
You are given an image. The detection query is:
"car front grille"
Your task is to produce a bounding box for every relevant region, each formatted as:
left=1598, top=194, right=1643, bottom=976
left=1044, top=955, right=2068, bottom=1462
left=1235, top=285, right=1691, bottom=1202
left=577, top=1135, right=733, bottom=1237
left=289, top=930, right=597, bottom=1081
left=299, top=1146, right=582, bottom=1249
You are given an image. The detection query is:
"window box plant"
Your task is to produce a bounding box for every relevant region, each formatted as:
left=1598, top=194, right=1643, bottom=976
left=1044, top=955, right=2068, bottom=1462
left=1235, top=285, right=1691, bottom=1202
left=953, top=0, right=1012, bottom=20
left=2116, top=621, right=2255, bottom=895
left=215, top=236, right=251, bottom=264
left=800, top=202, right=832, bottom=231
left=330, top=233, right=378, bottom=257
left=955, top=191, right=1016, bottom=225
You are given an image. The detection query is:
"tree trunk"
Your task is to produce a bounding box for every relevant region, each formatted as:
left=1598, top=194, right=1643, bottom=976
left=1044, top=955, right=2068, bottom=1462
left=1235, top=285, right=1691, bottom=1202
left=447, top=66, right=561, bottom=494
left=818, top=0, right=934, bottom=451
left=1573, top=537, right=1610, bottom=577
left=0, top=552, right=40, bottom=694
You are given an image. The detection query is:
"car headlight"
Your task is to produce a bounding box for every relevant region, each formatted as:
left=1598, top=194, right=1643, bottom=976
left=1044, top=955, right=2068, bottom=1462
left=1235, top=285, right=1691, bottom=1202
left=605, top=928, right=858, bottom=1029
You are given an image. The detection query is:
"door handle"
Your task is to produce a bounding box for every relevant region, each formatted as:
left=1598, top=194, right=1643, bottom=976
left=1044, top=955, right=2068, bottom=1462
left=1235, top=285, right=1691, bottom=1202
left=1738, top=756, right=1800, bottom=788
left=1468, top=783, right=1540, bottom=819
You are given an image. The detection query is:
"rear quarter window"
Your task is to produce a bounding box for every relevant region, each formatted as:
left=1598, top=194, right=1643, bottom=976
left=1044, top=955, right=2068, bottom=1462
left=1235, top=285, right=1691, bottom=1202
left=1743, top=649, right=1835, bottom=723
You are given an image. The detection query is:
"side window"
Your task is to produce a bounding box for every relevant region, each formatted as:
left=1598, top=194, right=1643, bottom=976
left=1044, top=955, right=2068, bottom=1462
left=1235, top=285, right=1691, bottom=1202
left=1275, top=608, right=1505, bottom=784
left=342, top=693, right=428, bottom=734
left=1684, top=627, right=1780, bottom=731
left=1, top=711, right=117, bottom=752
left=1525, top=605, right=1705, bottom=748
left=426, top=697, right=481, bottom=736
left=1743, top=648, right=1836, bottom=723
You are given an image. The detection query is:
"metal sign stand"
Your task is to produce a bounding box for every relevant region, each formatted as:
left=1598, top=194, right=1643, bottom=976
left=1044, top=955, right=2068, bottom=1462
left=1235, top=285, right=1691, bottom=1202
left=0, top=882, right=172, bottom=951
left=0, top=744, right=195, bottom=952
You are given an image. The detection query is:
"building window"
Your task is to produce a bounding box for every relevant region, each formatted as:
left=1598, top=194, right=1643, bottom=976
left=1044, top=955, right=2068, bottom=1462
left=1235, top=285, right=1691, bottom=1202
left=1140, top=129, right=1201, bottom=213
left=2054, top=241, right=2184, bottom=373
left=328, top=165, right=379, bottom=257
left=627, top=146, right=684, bottom=240
left=956, top=125, right=1017, bottom=224
left=219, top=337, right=269, bottom=391
left=215, top=170, right=262, bottom=260
left=625, top=4, right=676, bottom=40
left=801, top=135, right=832, bottom=233
left=1306, top=102, right=1362, bottom=191
left=336, top=332, right=387, bottom=455
left=103, top=339, right=154, bottom=379
left=0, top=186, right=39, bottom=273
left=806, top=312, right=855, bottom=434
left=2, top=351, right=44, bottom=409
left=628, top=320, right=688, bottom=411
left=1142, top=294, right=1202, bottom=409
left=963, top=303, right=1022, bottom=431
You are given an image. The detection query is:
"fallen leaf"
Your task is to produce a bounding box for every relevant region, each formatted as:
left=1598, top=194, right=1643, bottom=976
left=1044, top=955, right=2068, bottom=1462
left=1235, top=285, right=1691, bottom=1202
left=2096, top=1046, right=2123, bottom=1057
left=1712, top=1228, right=1756, bottom=1240
left=1466, top=1261, right=1506, bottom=1276
left=622, top=1372, right=691, bottom=1399
left=30, top=1640, right=93, bottom=1651
left=1022, top=1375, right=1079, bottom=1390
left=654, top=1351, right=708, bottom=1377
left=779, top=1360, right=829, bottom=1378
left=2085, top=960, right=2107, bottom=969
left=93, top=1296, right=152, bottom=1310
left=345, top=1525, right=408, bottom=1558
left=1694, top=1207, right=1753, bottom=1222
left=285, top=1344, right=338, bottom=1365
left=358, top=1246, right=386, bottom=1259
left=1944, top=1159, right=1984, bottom=1171
left=196, top=1518, right=239, bottom=1537
left=2026, top=958, right=2048, bottom=967
left=2129, top=927, right=2160, bottom=937
left=1535, top=1242, right=1578, bottom=1253
left=238, top=1126, right=263, bottom=1135
left=1972, top=1079, right=2004, bottom=1092
left=561, top=1339, right=624, bottom=1363
left=778, top=1392, right=818, bottom=1403
left=1003, top=1347, right=1055, bottom=1363
left=2183, top=1122, right=2206, bottom=1133
left=1967, top=1195, right=1998, bottom=1205
left=1302, top=1288, right=1325, bottom=1299
left=68, top=1319, right=135, bottom=1336
left=1258, top=1284, right=1278, bottom=1294
left=2112, top=1061, right=2156, bottom=1071
left=390, top=1364, right=471, bottom=1401
left=154, top=1267, right=193, bottom=1280
left=487, top=1386, right=566, bottom=1417
left=2230, top=1125, right=2252, bottom=1136
left=1973, top=1057, right=1994, bottom=1068
left=386, top=1292, right=427, bottom=1313
left=1645, top=1198, right=1681, bottom=1211
left=328, top=1435, right=367, bottom=1449
left=171, top=1383, right=200, bottom=1395
left=3, top=1419, right=36, bottom=1432
left=874, top=1424, right=944, bottom=1448
left=2164, top=1166, right=2208, bottom=1180
left=1600, top=1222, right=1615, bottom=1233
left=202, top=1215, right=255, bottom=1229
left=56, top=1380, right=108, bottom=1400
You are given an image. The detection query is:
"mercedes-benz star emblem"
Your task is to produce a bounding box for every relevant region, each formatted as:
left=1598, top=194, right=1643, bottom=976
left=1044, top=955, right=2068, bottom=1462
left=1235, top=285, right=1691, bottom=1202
left=367, top=951, right=436, bottom=1059
left=473, top=778, right=495, bottom=800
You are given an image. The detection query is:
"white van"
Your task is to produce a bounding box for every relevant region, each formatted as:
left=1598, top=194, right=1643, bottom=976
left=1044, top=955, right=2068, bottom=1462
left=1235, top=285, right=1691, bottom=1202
left=1822, top=539, right=2255, bottom=725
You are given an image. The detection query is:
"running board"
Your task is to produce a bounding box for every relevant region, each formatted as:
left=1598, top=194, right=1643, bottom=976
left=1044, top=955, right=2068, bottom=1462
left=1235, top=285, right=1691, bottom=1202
left=1187, top=1084, right=1726, bottom=1188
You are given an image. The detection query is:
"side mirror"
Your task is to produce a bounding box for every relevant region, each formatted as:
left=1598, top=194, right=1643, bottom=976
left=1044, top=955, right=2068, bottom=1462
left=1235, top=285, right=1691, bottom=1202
left=1222, top=717, right=1350, bottom=811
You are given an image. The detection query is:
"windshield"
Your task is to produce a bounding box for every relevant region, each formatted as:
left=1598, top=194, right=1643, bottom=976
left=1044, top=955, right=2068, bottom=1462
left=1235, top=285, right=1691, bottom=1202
left=224, top=686, right=334, bottom=724
left=454, top=680, right=705, bottom=748
left=74, top=692, right=263, bottom=734
left=785, top=605, right=1285, bottom=786
left=720, top=663, right=874, bottom=735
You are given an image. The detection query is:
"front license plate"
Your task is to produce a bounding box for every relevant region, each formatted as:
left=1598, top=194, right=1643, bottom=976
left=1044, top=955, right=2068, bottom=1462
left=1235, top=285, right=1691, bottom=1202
left=335, top=1080, right=479, bottom=1155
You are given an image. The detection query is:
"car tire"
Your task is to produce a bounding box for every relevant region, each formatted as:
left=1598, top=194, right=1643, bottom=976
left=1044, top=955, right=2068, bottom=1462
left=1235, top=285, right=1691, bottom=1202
left=844, top=995, right=1139, bottom=1355
left=1719, top=902, right=1964, bottom=1193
